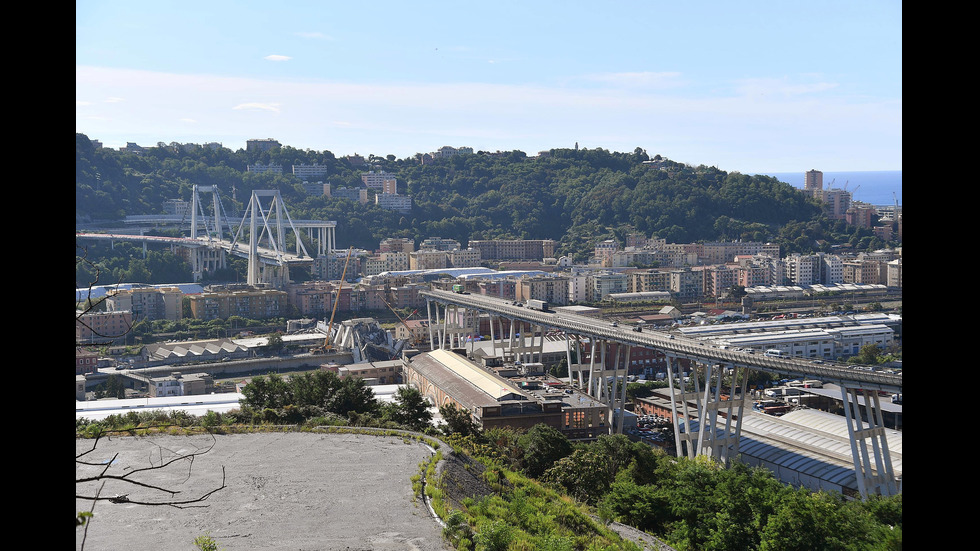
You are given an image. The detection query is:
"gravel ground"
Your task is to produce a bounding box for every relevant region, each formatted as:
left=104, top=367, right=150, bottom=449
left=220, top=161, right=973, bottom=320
left=76, top=432, right=450, bottom=551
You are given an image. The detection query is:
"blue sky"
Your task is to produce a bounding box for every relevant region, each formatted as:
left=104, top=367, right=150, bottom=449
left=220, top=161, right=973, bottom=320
left=76, top=1, right=901, bottom=173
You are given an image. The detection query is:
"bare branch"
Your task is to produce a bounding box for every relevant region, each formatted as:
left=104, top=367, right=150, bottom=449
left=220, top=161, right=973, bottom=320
left=75, top=428, right=227, bottom=509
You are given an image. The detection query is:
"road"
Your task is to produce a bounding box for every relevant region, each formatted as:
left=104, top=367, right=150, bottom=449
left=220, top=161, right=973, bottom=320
left=76, top=432, right=449, bottom=551
left=421, top=289, right=903, bottom=392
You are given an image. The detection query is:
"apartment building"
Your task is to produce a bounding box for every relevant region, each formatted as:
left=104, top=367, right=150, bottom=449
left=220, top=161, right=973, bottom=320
left=105, top=286, right=183, bottom=322
left=389, top=283, right=428, bottom=310
left=842, top=260, right=882, bottom=285
left=628, top=269, right=672, bottom=294
left=379, top=237, right=415, bottom=254
left=418, top=237, right=462, bottom=251
left=669, top=268, right=703, bottom=301
left=468, top=239, right=558, bottom=261
left=594, top=240, right=619, bottom=266
left=476, top=278, right=518, bottom=301
left=187, top=285, right=287, bottom=320
left=328, top=185, right=369, bottom=204
left=361, top=170, right=397, bottom=190
left=292, top=164, right=330, bottom=180
left=846, top=204, right=876, bottom=228
left=610, top=249, right=664, bottom=268
left=301, top=181, right=328, bottom=196
left=431, top=145, right=473, bottom=158
left=246, top=163, right=284, bottom=174
left=349, top=284, right=388, bottom=312
left=448, top=248, right=481, bottom=268
left=163, top=198, right=191, bottom=216
left=410, top=250, right=449, bottom=270
left=375, top=192, right=412, bottom=213
left=886, top=259, right=902, bottom=288
left=286, top=281, right=334, bottom=317
left=567, top=273, right=590, bottom=303
left=515, top=275, right=570, bottom=306
left=822, top=188, right=853, bottom=220
left=702, top=264, right=738, bottom=299
left=333, top=360, right=403, bottom=385
left=700, top=241, right=779, bottom=265
left=76, top=349, right=100, bottom=375
left=657, top=243, right=700, bottom=267
left=816, top=253, right=844, bottom=285
left=782, top=254, right=821, bottom=286
left=804, top=169, right=823, bottom=196
left=76, top=310, right=134, bottom=343
left=736, top=263, right=772, bottom=288
left=394, top=319, right=430, bottom=346
left=246, top=138, right=281, bottom=152
left=588, top=271, right=628, bottom=301
left=313, top=252, right=365, bottom=281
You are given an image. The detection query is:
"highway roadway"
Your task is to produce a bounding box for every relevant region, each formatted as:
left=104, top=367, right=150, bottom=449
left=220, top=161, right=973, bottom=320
left=420, top=288, right=903, bottom=393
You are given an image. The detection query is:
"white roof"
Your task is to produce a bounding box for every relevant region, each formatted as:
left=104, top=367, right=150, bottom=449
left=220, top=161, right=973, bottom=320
left=76, top=385, right=409, bottom=421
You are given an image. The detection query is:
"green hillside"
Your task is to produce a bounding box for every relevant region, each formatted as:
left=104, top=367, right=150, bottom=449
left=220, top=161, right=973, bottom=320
left=76, top=134, right=892, bottom=263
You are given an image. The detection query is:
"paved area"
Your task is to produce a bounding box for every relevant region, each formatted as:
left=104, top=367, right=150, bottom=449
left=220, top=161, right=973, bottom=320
left=76, top=432, right=450, bottom=551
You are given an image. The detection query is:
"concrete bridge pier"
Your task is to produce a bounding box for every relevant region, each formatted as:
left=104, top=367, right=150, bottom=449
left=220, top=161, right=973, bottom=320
left=425, top=300, right=470, bottom=351
left=840, top=386, right=899, bottom=498
left=665, top=355, right=748, bottom=465
left=189, top=246, right=227, bottom=282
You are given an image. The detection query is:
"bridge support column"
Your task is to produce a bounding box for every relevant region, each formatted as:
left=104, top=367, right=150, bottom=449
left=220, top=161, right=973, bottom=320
left=666, top=356, right=748, bottom=464
left=840, top=386, right=899, bottom=499
left=425, top=299, right=436, bottom=350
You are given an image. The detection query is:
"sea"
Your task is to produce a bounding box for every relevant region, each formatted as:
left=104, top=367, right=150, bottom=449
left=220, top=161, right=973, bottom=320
left=751, top=170, right=902, bottom=208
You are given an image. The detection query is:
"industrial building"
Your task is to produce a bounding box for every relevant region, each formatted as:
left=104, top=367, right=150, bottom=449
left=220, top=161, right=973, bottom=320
left=402, top=349, right=607, bottom=439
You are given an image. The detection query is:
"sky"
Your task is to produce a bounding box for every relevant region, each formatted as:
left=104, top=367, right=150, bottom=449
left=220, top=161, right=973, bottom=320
left=76, top=1, right=902, bottom=174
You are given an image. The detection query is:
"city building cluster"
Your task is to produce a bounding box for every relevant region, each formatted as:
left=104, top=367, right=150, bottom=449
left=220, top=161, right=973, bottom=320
left=76, top=231, right=901, bottom=345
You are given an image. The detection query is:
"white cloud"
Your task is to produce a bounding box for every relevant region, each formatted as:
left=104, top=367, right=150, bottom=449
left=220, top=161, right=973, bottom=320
left=232, top=102, right=281, bottom=113
left=264, top=55, right=292, bottom=62
left=74, top=66, right=901, bottom=171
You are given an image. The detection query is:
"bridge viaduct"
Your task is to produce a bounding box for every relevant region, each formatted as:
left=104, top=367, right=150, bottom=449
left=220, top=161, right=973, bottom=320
left=76, top=185, right=337, bottom=286
left=420, top=288, right=902, bottom=499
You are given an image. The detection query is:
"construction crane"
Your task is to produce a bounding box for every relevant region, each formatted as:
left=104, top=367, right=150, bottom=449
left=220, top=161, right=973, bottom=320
left=381, top=295, right=423, bottom=348
left=311, top=247, right=353, bottom=355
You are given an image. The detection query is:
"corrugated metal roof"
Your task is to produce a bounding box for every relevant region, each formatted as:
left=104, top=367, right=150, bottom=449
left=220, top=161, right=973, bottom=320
left=687, top=408, right=901, bottom=493
left=427, top=349, right=523, bottom=400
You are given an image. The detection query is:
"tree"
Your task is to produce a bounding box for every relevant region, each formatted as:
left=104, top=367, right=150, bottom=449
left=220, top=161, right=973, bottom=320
left=849, top=343, right=883, bottom=365
left=326, top=376, right=378, bottom=417
left=439, top=403, right=480, bottom=437
left=759, top=489, right=878, bottom=551
left=263, top=332, right=284, bottom=355
left=517, top=423, right=572, bottom=479
left=387, top=385, right=433, bottom=431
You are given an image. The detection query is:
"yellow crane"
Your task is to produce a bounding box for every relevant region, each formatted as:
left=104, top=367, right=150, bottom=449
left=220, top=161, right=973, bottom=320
left=311, top=247, right=353, bottom=355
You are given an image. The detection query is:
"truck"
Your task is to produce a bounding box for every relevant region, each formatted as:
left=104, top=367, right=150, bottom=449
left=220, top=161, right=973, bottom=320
left=452, top=284, right=467, bottom=294
left=787, top=379, right=823, bottom=388
left=526, top=299, right=549, bottom=311
left=764, top=386, right=802, bottom=398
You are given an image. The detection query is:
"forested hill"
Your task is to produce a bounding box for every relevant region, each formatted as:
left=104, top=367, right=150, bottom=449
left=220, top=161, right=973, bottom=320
left=76, top=133, right=888, bottom=260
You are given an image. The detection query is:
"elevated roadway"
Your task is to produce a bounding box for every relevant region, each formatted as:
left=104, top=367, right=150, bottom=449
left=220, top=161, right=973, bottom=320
left=420, top=288, right=902, bottom=393
left=421, top=287, right=902, bottom=499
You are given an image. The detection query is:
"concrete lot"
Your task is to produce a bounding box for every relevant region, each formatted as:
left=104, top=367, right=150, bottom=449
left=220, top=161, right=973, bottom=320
left=76, top=432, right=449, bottom=551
